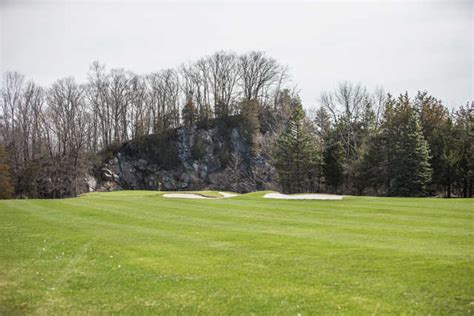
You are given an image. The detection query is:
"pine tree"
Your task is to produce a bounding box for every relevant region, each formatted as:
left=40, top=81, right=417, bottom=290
left=358, top=94, right=433, bottom=196
left=356, top=133, right=387, bottom=195
left=322, top=132, right=344, bottom=193
left=387, top=94, right=432, bottom=196
left=0, top=145, right=14, bottom=199
left=443, top=117, right=459, bottom=198
left=452, top=104, right=474, bottom=197
left=416, top=91, right=450, bottom=195
left=314, top=106, right=331, bottom=135
left=356, top=94, right=396, bottom=195
left=274, top=102, right=318, bottom=193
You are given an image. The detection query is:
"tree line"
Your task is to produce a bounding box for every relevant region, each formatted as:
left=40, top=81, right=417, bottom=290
left=274, top=84, right=473, bottom=197
left=0, top=51, right=290, bottom=198
left=0, top=51, right=472, bottom=198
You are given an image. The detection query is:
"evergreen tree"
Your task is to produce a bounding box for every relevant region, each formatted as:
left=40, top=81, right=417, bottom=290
left=0, top=145, right=14, bottom=199
left=274, top=101, right=318, bottom=193
left=357, top=93, right=433, bottom=197
left=356, top=132, right=387, bottom=195
left=387, top=94, right=432, bottom=196
left=443, top=117, right=459, bottom=198
left=322, top=132, right=344, bottom=193
left=416, top=91, right=450, bottom=195
left=314, top=106, right=332, bottom=138
left=452, top=104, right=474, bottom=197
left=357, top=94, right=395, bottom=195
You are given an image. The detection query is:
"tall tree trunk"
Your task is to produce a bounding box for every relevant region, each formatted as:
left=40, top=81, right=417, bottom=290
left=446, top=167, right=451, bottom=198
left=463, top=178, right=468, bottom=198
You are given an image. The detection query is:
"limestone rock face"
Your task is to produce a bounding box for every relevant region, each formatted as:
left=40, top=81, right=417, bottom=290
left=84, top=175, right=97, bottom=192
left=96, top=124, right=278, bottom=193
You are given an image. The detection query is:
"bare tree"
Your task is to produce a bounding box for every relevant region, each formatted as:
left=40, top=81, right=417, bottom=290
left=239, top=51, right=283, bottom=104
left=20, top=82, right=45, bottom=160
left=1, top=72, right=25, bottom=169
left=87, top=62, right=111, bottom=149
left=373, top=87, right=386, bottom=131
left=48, top=78, right=88, bottom=196
left=0, top=51, right=296, bottom=198
left=320, top=82, right=372, bottom=158
left=209, top=51, right=239, bottom=115
left=180, top=59, right=212, bottom=123
left=128, top=74, right=149, bottom=138
left=108, top=69, right=130, bottom=143
left=150, top=69, right=181, bottom=129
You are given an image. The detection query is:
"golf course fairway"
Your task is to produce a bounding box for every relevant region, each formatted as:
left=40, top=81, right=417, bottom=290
left=0, top=191, right=472, bottom=314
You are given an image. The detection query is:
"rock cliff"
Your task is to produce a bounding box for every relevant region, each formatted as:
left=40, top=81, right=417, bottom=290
left=95, top=122, right=279, bottom=193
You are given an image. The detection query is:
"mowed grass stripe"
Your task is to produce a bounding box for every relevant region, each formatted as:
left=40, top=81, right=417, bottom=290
left=0, top=191, right=473, bottom=314
left=66, top=197, right=474, bottom=254
left=12, top=199, right=469, bottom=256
left=5, top=196, right=473, bottom=258
left=79, top=194, right=473, bottom=231
left=3, top=198, right=472, bottom=278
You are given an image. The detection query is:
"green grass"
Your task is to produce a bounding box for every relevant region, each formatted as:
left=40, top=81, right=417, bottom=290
left=0, top=191, right=473, bottom=315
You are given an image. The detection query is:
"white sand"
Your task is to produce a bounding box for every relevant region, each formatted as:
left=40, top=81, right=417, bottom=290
left=163, top=193, right=211, bottom=199
left=163, top=192, right=341, bottom=200
left=163, top=192, right=239, bottom=199
left=218, top=192, right=238, bottom=198
left=263, top=192, right=344, bottom=200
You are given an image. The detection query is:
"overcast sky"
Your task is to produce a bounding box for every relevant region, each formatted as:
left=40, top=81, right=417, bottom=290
left=1, top=0, right=472, bottom=108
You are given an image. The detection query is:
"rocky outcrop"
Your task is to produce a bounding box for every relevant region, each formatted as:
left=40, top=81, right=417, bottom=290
left=95, top=124, right=278, bottom=193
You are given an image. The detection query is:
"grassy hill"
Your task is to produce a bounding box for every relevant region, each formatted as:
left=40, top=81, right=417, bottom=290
left=0, top=191, right=472, bottom=314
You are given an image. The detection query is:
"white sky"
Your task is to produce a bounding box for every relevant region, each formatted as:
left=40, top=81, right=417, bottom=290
left=1, top=0, right=472, bottom=108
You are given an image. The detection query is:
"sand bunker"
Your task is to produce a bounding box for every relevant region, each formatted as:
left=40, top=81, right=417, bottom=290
left=163, top=193, right=211, bottom=199
left=163, top=192, right=341, bottom=200
left=163, top=192, right=238, bottom=199
left=218, top=192, right=238, bottom=198
left=263, top=192, right=343, bottom=200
